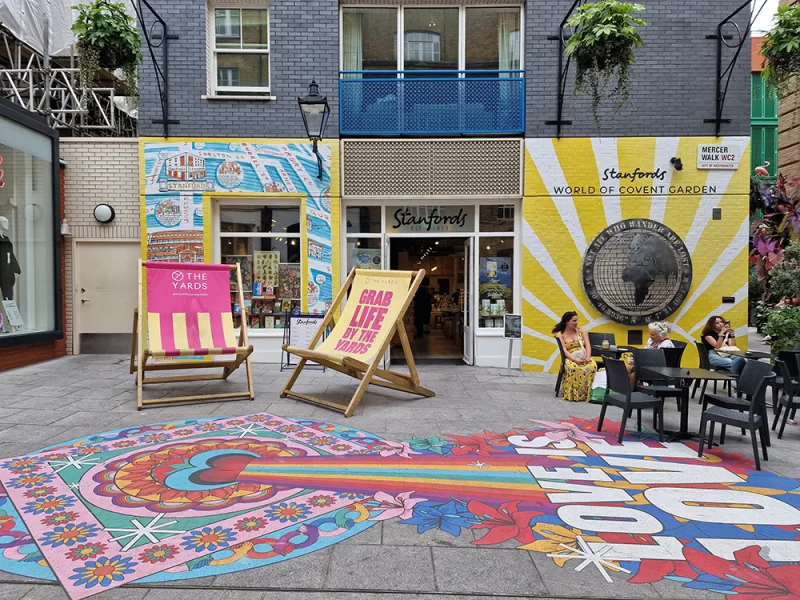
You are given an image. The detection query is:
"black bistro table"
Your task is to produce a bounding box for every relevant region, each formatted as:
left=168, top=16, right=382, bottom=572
left=637, top=366, right=734, bottom=441
left=726, top=350, right=772, bottom=360
left=592, top=345, right=637, bottom=358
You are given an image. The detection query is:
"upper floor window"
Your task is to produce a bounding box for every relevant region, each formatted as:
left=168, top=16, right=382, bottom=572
left=212, top=7, right=270, bottom=95
left=404, top=31, right=441, bottom=64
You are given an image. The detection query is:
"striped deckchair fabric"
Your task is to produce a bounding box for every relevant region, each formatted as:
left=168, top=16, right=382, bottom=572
left=131, top=260, right=254, bottom=409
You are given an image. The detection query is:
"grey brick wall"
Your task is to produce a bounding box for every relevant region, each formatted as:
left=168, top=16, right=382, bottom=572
left=526, top=1, right=751, bottom=138
left=138, top=0, right=339, bottom=138
left=138, top=1, right=749, bottom=139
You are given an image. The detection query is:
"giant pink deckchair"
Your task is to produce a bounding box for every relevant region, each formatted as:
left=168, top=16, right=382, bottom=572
left=130, top=260, right=254, bottom=409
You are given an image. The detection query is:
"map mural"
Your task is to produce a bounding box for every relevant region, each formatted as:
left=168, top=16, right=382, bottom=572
left=0, top=415, right=798, bottom=598
left=141, top=140, right=336, bottom=313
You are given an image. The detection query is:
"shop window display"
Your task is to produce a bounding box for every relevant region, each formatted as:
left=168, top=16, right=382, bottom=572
left=478, top=237, right=513, bottom=328
left=219, top=204, right=301, bottom=330
left=0, top=116, right=55, bottom=339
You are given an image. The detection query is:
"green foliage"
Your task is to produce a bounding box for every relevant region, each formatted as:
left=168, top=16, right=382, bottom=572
left=72, top=1, right=141, bottom=105
left=763, top=305, right=800, bottom=353
left=767, top=242, right=800, bottom=301
left=761, top=4, right=800, bottom=98
left=565, top=1, right=647, bottom=128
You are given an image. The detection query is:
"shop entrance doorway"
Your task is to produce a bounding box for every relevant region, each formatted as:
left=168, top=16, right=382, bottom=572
left=389, top=237, right=472, bottom=363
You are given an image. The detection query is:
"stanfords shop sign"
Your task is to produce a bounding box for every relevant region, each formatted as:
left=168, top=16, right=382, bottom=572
left=386, top=205, right=475, bottom=234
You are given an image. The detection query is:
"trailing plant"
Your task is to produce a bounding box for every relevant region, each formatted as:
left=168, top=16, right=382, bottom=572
left=761, top=4, right=800, bottom=98
left=750, top=173, right=800, bottom=279
left=565, top=0, right=647, bottom=127
left=72, top=0, right=141, bottom=105
left=762, top=305, right=800, bottom=353
left=767, top=241, right=800, bottom=302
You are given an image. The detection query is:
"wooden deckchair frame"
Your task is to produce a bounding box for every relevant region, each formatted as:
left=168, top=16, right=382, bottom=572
left=280, top=267, right=435, bottom=417
left=130, top=259, right=255, bottom=410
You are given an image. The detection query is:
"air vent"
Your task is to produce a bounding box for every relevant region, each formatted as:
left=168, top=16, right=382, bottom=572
left=342, top=139, right=522, bottom=197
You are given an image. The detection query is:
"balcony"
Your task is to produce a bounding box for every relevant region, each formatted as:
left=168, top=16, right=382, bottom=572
left=339, top=70, right=525, bottom=136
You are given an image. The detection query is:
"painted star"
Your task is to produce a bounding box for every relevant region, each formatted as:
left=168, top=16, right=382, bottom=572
left=48, top=455, right=102, bottom=474
left=546, top=535, right=631, bottom=583
left=68, top=482, right=83, bottom=490
left=468, top=461, right=489, bottom=470
left=229, top=423, right=267, bottom=438
left=105, top=513, right=185, bottom=552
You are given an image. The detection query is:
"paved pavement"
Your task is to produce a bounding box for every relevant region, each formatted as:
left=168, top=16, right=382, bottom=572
left=0, top=348, right=798, bottom=600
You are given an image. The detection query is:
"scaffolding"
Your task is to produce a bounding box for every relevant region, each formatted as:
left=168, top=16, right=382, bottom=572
left=0, top=24, right=137, bottom=137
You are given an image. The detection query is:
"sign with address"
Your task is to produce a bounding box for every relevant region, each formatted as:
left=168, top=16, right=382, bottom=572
left=386, top=205, right=475, bottom=234
left=697, top=144, right=740, bottom=170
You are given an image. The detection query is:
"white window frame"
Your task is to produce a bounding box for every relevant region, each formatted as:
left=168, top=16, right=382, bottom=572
left=208, top=3, right=271, bottom=95
left=339, top=4, right=524, bottom=73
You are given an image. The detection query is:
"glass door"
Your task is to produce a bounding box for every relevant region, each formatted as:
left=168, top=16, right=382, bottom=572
left=463, top=237, right=474, bottom=365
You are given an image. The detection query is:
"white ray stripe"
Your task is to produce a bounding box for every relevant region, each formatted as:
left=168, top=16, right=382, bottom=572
left=668, top=322, right=694, bottom=344
left=522, top=286, right=561, bottom=322
left=674, top=216, right=749, bottom=323
left=582, top=316, right=612, bottom=331
left=523, top=324, right=558, bottom=343
left=591, top=137, right=621, bottom=225
left=688, top=285, right=748, bottom=335
left=526, top=139, right=587, bottom=254
left=650, top=137, right=680, bottom=222
left=522, top=219, right=592, bottom=320
left=683, top=137, right=749, bottom=254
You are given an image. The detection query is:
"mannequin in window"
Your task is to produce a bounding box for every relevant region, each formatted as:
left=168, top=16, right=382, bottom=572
left=0, top=217, right=20, bottom=301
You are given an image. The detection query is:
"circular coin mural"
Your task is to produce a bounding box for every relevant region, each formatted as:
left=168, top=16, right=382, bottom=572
left=0, top=415, right=798, bottom=599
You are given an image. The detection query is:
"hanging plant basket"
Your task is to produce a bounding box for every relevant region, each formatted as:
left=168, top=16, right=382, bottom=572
left=564, top=1, right=647, bottom=128
left=72, top=0, right=142, bottom=106
left=761, top=4, right=800, bottom=99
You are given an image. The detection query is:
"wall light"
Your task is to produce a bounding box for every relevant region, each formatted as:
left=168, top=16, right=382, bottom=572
left=93, top=203, right=115, bottom=224
left=670, top=157, right=683, bottom=171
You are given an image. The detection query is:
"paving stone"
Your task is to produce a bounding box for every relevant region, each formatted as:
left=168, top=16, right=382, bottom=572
left=50, top=411, right=128, bottom=429
left=0, top=410, right=68, bottom=426
left=432, top=547, right=548, bottom=595
left=142, top=590, right=265, bottom=600
left=382, top=518, right=476, bottom=548
left=0, top=584, right=34, bottom=600
left=0, top=425, right=69, bottom=446
left=214, top=548, right=333, bottom=589
left=326, top=545, right=435, bottom=592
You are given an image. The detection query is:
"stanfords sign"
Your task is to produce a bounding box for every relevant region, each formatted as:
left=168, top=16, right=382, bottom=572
left=387, top=205, right=475, bottom=233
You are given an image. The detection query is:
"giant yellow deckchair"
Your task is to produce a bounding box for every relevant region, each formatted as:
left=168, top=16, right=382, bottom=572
left=281, top=268, right=435, bottom=417
left=131, top=260, right=254, bottom=409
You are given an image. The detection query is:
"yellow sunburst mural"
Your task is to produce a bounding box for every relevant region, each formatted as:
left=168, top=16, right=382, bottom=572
left=521, top=136, right=751, bottom=373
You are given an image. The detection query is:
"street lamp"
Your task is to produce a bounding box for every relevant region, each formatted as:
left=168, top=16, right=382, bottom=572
left=297, top=79, right=330, bottom=179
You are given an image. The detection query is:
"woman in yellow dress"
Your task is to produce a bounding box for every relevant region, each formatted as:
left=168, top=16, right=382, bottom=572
left=553, top=311, right=597, bottom=402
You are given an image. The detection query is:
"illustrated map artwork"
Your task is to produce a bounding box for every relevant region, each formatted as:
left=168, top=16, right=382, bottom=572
left=142, top=140, right=335, bottom=313
left=254, top=251, right=280, bottom=288
left=0, top=414, right=798, bottom=598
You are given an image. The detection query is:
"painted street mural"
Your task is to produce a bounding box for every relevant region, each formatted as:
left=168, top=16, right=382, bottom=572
left=142, top=140, right=335, bottom=313
left=0, top=415, right=798, bottom=598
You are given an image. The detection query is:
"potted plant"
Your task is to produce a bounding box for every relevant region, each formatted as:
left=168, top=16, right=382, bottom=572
left=72, top=0, right=141, bottom=105
left=565, top=1, right=647, bottom=127
left=761, top=4, right=800, bottom=98
left=763, top=305, right=800, bottom=354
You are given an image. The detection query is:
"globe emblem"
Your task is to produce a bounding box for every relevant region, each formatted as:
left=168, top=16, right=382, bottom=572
left=582, top=220, right=692, bottom=325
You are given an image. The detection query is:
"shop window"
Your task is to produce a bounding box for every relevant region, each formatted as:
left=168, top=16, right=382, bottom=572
left=219, top=204, right=300, bottom=331
left=478, top=237, right=513, bottom=329
left=346, top=206, right=381, bottom=234
left=480, top=205, right=515, bottom=232
left=0, top=116, right=56, bottom=341
left=211, top=6, right=270, bottom=95
left=347, top=237, right=382, bottom=272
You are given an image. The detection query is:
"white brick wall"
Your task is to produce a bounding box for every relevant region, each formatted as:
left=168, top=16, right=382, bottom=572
left=61, top=139, right=140, bottom=354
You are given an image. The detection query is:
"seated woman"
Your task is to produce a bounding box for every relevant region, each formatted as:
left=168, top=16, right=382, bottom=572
left=625, top=321, right=675, bottom=385
left=553, top=311, right=597, bottom=402
left=701, top=315, right=745, bottom=375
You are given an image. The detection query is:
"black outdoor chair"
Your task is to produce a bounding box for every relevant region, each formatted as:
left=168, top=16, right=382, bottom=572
left=772, top=359, right=800, bottom=439
left=693, top=341, right=732, bottom=401
left=554, top=336, right=566, bottom=397
left=588, top=332, right=616, bottom=369
left=661, top=345, right=686, bottom=368
left=769, top=350, right=800, bottom=412
left=632, top=349, right=684, bottom=409
left=598, top=357, right=664, bottom=444
left=699, top=359, right=774, bottom=448
left=698, top=359, right=773, bottom=470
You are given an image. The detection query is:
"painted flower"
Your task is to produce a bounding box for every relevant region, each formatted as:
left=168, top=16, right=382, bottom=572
left=41, top=522, right=98, bottom=548
left=367, top=440, right=420, bottom=459
left=74, top=445, right=104, bottom=456
left=138, top=544, right=179, bottom=564
left=247, top=415, right=269, bottom=422
left=684, top=546, right=800, bottom=599
left=45, top=453, right=68, bottom=461
left=518, top=523, right=603, bottom=566
left=445, top=434, right=504, bottom=457
left=24, top=495, right=76, bottom=515
left=296, top=431, right=315, bottom=439
left=66, top=542, right=108, bottom=561
left=277, top=425, right=301, bottom=433
left=336, top=491, right=367, bottom=500
left=9, top=473, right=54, bottom=489
left=369, top=491, right=426, bottom=521
left=307, top=494, right=336, bottom=508
left=69, top=555, right=136, bottom=589
left=199, top=423, right=222, bottom=432
left=2, top=457, right=42, bottom=472
left=41, top=511, right=79, bottom=527
left=330, top=444, right=351, bottom=452
left=266, top=502, right=311, bottom=523
left=309, top=436, right=335, bottom=446
left=182, top=526, right=235, bottom=552
left=24, top=485, right=57, bottom=499
left=529, top=420, right=604, bottom=444
left=468, top=500, right=542, bottom=546
left=226, top=420, right=245, bottom=426
left=172, top=429, right=193, bottom=437
left=140, top=433, right=168, bottom=444
left=264, top=419, right=282, bottom=427
left=235, top=516, right=266, bottom=532
left=112, top=440, right=137, bottom=449
left=406, top=436, right=451, bottom=455
left=401, top=500, right=477, bottom=536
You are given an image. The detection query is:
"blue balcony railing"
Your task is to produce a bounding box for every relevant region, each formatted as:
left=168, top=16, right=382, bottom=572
left=339, top=70, right=525, bottom=135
